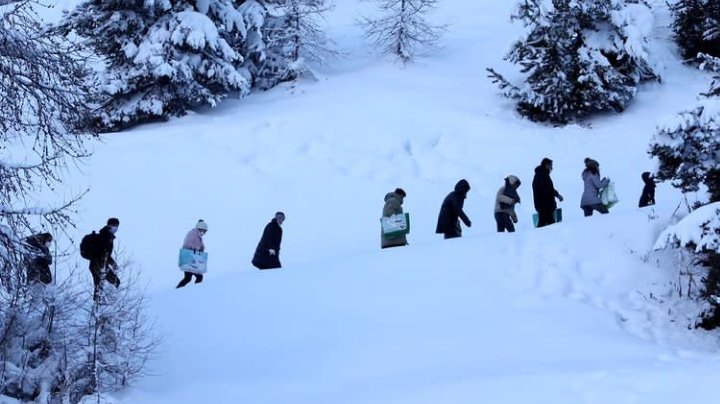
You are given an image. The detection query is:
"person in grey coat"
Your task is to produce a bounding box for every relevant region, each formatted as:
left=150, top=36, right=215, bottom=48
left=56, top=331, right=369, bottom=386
left=580, top=158, right=610, bottom=217
left=494, top=176, right=521, bottom=232
left=381, top=188, right=408, bottom=249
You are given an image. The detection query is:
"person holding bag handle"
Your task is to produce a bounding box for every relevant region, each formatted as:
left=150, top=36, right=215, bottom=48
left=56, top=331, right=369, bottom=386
left=381, top=188, right=409, bottom=249
left=177, top=219, right=208, bottom=288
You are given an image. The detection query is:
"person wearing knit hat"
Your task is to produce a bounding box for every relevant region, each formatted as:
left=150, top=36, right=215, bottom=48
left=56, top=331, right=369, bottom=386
left=580, top=157, right=610, bottom=217
left=177, top=219, right=208, bottom=288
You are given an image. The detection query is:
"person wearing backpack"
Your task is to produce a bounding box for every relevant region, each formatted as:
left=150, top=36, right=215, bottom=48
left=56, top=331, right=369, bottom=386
left=494, top=176, right=521, bottom=233
left=24, top=232, right=53, bottom=285
left=381, top=188, right=408, bottom=249
left=83, top=217, right=121, bottom=300
left=177, top=220, right=208, bottom=288
left=252, top=212, right=284, bottom=270
left=580, top=158, right=610, bottom=217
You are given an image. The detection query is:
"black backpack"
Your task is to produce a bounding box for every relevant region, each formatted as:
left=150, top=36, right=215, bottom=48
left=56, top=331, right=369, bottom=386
left=80, top=231, right=101, bottom=260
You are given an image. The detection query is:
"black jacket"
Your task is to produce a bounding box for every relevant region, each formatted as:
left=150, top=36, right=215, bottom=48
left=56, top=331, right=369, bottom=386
left=639, top=173, right=656, bottom=208
left=436, top=179, right=472, bottom=236
left=24, top=235, right=52, bottom=284
left=532, top=165, right=560, bottom=213
left=91, top=226, right=117, bottom=269
left=252, top=219, right=283, bottom=269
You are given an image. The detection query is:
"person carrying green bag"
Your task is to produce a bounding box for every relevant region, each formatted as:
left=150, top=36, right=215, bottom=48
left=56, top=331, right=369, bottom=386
left=381, top=188, right=409, bottom=249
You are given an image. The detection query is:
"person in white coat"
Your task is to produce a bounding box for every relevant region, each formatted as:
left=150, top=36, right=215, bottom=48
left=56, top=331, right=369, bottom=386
left=176, top=220, right=207, bottom=288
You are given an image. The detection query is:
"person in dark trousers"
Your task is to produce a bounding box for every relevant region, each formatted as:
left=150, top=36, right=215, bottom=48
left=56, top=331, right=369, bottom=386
left=177, top=219, right=208, bottom=288
left=90, top=217, right=121, bottom=301
left=436, top=179, right=472, bottom=239
left=494, top=176, right=521, bottom=233
left=381, top=188, right=408, bottom=249
left=532, top=158, right=564, bottom=228
left=24, top=232, right=53, bottom=285
left=638, top=172, right=656, bottom=208
left=252, top=212, right=285, bottom=270
left=580, top=158, right=610, bottom=217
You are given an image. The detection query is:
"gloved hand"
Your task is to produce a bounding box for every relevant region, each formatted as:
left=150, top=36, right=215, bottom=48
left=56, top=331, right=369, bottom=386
left=269, top=249, right=276, bottom=256
left=557, top=194, right=564, bottom=202
left=511, top=213, right=518, bottom=224
left=466, top=220, right=472, bottom=228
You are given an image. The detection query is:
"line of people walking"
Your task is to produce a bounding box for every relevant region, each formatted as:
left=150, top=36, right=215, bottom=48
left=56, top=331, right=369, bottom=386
left=381, top=157, right=658, bottom=248
left=20, top=157, right=658, bottom=297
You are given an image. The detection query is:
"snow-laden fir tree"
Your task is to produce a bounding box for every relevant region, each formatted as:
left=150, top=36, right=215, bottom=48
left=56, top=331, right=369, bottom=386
left=487, top=0, right=659, bottom=125
left=253, top=0, right=334, bottom=89
left=61, top=0, right=263, bottom=131
left=359, top=0, right=447, bottom=63
left=650, top=54, right=720, bottom=329
left=670, top=0, right=720, bottom=61
left=650, top=54, right=720, bottom=204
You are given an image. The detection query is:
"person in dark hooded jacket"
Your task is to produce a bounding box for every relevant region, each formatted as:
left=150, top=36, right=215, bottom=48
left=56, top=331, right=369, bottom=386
left=532, top=158, right=564, bottom=228
left=24, top=233, right=53, bottom=285
left=252, top=212, right=285, bottom=270
left=436, top=179, right=472, bottom=239
left=638, top=172, right=656, bottom=208
left=89, top=218, right=121, bottom=301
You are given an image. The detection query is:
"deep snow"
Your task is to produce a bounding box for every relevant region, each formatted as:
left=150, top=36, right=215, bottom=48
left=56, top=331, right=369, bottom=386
left=21, top=0, right=720, bottom=402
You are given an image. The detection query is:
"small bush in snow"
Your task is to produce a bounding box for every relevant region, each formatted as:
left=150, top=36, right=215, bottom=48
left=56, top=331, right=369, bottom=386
left=670, top=0, right=720, bottom=62
left=359, top=0, right=447, bottom=63
left=487, top=0, right=659, bottom=125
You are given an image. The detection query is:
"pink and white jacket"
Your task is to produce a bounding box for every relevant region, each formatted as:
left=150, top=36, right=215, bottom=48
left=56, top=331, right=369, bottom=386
left=182, top=228, right=205, bottom=252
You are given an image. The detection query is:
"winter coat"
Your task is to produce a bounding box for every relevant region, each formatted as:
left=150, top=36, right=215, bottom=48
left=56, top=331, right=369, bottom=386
left=436, top=179, right=472, bottom=236
left=532, top=165, right=560, bottom=214
left=494, top=176, right=521, bottom=222
left=252, top=219, right=283, bottom=269
left=381, top=191, right=407, bottom=248
left=580, top=169, right=610, bottom=208
left=182, top=228, right=205, bottom=252
left=639, top=173, right=656, bottom=208
left=90, top=226, right=116, bottom=271
left=24, top=235, right=52, bottom=285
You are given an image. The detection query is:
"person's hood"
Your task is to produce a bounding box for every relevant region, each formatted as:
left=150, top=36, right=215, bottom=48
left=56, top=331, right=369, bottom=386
left=582, top=169, right=595, bottom=181
left=642, top=172, right=654, bottom=185
left=385, top=192, right=403, bottom=203
left=535, top=165, right=548, bottom=175
left=454, top=179, right=471, bottom=193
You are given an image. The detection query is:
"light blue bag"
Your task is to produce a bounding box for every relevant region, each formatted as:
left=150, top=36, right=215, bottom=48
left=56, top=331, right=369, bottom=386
left=178, top=248, right=208, bottom=274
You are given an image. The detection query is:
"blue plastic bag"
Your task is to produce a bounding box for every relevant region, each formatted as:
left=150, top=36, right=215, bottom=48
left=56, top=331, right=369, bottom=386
left=178, top=248, right=208, bottom=274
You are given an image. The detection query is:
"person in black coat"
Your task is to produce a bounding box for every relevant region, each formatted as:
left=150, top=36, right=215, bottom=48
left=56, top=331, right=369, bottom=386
left=532, top=158, right=564, bottom=228
left=252, top=212, right=285, bottom=270
left=638, top=172, right=656, bottom=208
left=89, top=217, right=121, bottom=301
left=24, top=233, right=53, bottom=285
left=435, top=179, right=472, bottom=239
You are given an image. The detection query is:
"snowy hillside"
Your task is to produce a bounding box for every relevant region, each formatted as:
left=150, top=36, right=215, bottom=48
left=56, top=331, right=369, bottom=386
left=28, top=0, right=720, bottom=402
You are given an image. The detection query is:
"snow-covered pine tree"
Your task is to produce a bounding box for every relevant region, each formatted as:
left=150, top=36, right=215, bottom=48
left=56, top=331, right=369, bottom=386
left=61, top=0, right=257, bottom=131
left=670, top=0, right=720, bottom=62
left=649, top=54, right=720, bottom=203
left=650, top=54, right=720, bottom=329
left=254, top=0, right=333, bottom=89
left=359, top=0, right=447, bottom=63
left=487, top=0, right=659, bottom=124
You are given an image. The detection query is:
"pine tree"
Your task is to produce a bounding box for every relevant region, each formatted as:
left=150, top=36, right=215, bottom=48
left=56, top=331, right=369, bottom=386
left=254, top=0, right=333, bottom=89
left=487, top=0, right=658, bottom=124
left=359, top=0, right=447, bottom=63
left=649, top=54, right=720, bottom=203
left=670, top=0, right=720, bottom=62
left=61, top=0, right=259, bottom=131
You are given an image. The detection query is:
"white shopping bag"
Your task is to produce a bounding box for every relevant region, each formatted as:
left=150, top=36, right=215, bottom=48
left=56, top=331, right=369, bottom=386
left=380, top=213, right=410, bottom=239
left=600, top=182, right=619, bottom=208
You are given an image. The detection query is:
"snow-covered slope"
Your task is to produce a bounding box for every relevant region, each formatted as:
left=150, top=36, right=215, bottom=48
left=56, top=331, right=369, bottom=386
left=36, top=0, right=720, bottom=402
